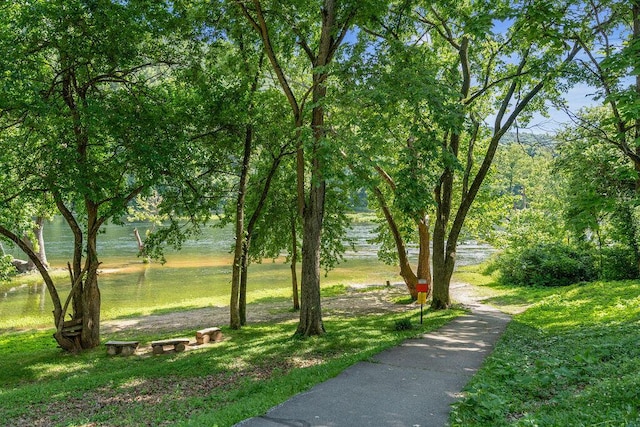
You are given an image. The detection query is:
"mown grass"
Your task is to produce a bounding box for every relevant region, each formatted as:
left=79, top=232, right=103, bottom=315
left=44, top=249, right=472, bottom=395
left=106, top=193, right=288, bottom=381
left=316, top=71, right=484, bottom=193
left=450, top=267, right=640, bottom=426
left=0, top=305, right=462, bottom=427
left=453, top=264, right=561, bottom=314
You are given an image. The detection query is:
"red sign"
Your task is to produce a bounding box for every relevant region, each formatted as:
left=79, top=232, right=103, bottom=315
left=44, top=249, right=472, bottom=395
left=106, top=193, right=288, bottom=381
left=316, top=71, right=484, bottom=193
left=416, top=279, right=429, bottom=293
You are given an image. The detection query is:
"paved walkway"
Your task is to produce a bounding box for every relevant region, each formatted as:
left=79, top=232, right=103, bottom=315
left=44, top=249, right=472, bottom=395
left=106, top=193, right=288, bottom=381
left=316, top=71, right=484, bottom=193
left=235, top=285, right=511, bottom=427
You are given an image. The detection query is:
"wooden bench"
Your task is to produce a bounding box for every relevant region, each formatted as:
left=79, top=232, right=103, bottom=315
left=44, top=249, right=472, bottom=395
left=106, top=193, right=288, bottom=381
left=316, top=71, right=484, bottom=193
left=105, top=340, right=139, bottom=356
left=151, top=338, right=190, bottom=354
left=196, top=327, right=223, bottom=344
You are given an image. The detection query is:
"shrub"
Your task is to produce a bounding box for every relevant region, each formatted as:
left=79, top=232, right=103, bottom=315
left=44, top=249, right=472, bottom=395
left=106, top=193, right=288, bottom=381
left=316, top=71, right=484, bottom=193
left=394, top=318, right=413, bottom=331
left=495, top=243, right=595, bottom=287
left=596, top=246, right=640, bottom=281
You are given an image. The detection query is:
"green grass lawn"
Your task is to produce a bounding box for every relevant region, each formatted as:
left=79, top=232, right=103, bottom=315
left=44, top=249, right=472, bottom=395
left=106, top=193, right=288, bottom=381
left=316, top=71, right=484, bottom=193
left=5, top=263, right=639, bottom=427
left=0, top=300, right=462, bottom=427
left=450, top=267, right=640, bottom=426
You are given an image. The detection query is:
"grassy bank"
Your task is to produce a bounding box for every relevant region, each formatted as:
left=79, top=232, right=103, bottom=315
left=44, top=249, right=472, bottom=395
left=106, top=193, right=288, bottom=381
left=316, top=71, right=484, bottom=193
left=0, top=295, right=463, bottom=427
left=0, top=258, right=404, bottom=331
left=450, top=266, right=640, bottom=426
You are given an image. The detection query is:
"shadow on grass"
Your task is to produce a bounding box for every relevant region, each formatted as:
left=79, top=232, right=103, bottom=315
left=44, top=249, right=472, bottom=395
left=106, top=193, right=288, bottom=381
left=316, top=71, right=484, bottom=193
left=250, top=295, right=291, bottom=305
left=393, top=296, right=415, bottom=305
left=110, top=305, right=205, bottom=320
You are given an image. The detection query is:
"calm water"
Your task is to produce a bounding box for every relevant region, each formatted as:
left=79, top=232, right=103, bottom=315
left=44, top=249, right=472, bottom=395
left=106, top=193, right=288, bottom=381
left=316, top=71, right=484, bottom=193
left=0, top=217, right=492, bottom=328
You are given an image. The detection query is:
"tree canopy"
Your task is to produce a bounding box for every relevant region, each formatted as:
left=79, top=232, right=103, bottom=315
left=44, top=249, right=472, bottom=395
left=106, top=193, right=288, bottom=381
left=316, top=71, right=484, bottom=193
left=1, top=0, right=635, bottom=349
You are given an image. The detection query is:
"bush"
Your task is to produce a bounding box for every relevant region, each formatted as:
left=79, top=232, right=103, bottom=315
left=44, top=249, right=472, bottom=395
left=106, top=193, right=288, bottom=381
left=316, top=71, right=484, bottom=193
left=394, top=318, right=413, bottom=331
left=495, top=243, right=595, bottom=287
left=596, top=246, right=640, bottom=281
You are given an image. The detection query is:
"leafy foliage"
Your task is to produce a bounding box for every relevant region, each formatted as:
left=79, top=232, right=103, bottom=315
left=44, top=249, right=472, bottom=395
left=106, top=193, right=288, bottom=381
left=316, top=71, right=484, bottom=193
left=0, top=0, right=223, bottom=349
left=484, top=136, right=567, bottom=249
left=0, top=254, right=15, bottom=282
left=494, top=243, right=595, bottom=287
left=597, top=245, right=640, bottom=281
left=556, top=108, right=638, bottom=246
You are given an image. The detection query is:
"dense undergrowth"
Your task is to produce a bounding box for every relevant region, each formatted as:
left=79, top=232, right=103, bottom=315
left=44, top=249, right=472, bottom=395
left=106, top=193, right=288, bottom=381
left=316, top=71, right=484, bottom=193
left=491, top=243, right=640, bottom=287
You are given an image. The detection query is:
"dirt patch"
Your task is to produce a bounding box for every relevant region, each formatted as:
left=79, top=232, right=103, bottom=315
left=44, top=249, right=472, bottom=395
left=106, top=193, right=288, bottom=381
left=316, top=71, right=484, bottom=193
left=102, top=283, right=418, bottom=336
left=101, top=282, right=483, bottom=336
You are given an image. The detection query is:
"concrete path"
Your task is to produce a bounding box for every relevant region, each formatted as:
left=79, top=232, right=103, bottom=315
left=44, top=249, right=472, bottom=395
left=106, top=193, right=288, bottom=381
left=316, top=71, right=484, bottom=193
left=235, top=286, right=511, bottom=427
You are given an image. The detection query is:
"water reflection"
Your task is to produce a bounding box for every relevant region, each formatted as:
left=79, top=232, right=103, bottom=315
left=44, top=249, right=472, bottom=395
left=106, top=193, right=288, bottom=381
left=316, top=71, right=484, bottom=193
left=22, top=283, right=46, bottom=315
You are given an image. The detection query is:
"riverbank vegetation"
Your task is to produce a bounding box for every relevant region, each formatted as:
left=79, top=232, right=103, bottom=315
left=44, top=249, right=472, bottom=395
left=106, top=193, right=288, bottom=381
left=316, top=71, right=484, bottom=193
left=450, top=266, right=640, bottom=426
left=5, top=0, right=635, bottom=350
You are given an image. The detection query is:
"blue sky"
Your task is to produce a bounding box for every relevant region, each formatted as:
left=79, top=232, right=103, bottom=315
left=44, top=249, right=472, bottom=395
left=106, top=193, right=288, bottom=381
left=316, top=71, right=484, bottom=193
left=523, top=83, right=600, bottom=134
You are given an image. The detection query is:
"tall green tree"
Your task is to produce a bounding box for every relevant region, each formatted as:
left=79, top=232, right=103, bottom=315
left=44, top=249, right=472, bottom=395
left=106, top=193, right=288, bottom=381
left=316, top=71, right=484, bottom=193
left=424, top=0, right=585, bottom=309
left=568, top=0, right=640, bottom=188
left=235, top=0, right=379, bottom=336
left=0, top=1, right=202, bottom=351
left=186, top=4, right=299, bottom=328
left=556, top=107, right=640, bottom=275
left=555, top=0, right=640, bottom=273
left=344, top=0, right=585, bottom=307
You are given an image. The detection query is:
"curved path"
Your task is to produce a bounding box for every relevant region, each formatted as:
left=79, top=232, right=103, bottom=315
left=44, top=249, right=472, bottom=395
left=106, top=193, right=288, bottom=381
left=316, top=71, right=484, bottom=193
left=235, top=282, right=511, bottom=427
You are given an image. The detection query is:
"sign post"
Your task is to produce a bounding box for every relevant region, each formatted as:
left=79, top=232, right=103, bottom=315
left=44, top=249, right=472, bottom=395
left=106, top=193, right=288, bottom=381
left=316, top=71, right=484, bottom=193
left=416, top=279, right=430, bottom=324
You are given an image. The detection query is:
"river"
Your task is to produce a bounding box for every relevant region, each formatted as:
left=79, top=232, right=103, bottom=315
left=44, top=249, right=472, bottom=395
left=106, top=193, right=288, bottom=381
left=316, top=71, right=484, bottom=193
left=0, top=217, right=492, bottom=329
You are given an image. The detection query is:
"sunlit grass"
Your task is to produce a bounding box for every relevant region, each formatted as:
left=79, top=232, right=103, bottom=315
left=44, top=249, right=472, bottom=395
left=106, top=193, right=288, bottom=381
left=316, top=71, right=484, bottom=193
left=449, top=278, right=640, bottom=426
left=0, top=307, right=463, bottom=426
left=320, top=284, right=349, bottom=297
left=453, top=263, right=560, bottom=314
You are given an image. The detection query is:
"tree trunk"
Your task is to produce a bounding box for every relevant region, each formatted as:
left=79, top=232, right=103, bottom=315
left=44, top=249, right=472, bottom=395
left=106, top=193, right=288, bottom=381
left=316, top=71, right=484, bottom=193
left=296, top=178, right=325, bottom=336
left=417, top=215, right=432, bottom=291
left=0, top=224, right=75, bottom=350
left=80, top=203, right=101, bottom=349
left=240, top=244, right=249, bottom=326
left=54, top=195, right=103, bottom=351
left=432, top=159, right=454, bottom=309
left=239, top=151, right=286, bottom=325
left=431, top=212, right=451, bottom=309
left=34, top=217, right=48, bottom=268
left=21, top=216, right=49, bottom=271
left=290, top=210, right=300, bottom=310
left=374, top=187, right=418, bottom=298
left=234, top=50, right=264, bottom=327
left=237, top=0, right=354, bottom=337
left=230, top=124, right=252, bottom=330
left=294, top=12, right=336, bottom=334
left=133, top=228, right=144, bottom=252
left=294, top=0, right=341, bottom=337
left=80, top=259, right=101, bottom=349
